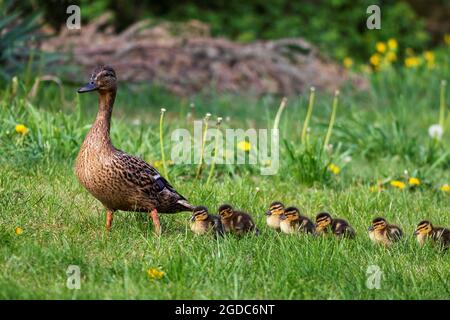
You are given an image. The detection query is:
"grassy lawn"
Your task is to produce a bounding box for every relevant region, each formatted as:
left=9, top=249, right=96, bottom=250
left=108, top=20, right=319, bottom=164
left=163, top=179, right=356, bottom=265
left=0, top=63, right=449, bottom=299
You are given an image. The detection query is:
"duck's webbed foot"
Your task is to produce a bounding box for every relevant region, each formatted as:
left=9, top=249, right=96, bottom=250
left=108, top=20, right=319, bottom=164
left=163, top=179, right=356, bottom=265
left=149, top=208, right=161, bottom=236
left=106, top=209, right=114, bottom=231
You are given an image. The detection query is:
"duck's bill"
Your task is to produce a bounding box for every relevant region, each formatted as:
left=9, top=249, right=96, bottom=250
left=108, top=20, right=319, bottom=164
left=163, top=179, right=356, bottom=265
left=77, top=82, right=98, bottom=93
left=368, top=226, right=374, bottom=231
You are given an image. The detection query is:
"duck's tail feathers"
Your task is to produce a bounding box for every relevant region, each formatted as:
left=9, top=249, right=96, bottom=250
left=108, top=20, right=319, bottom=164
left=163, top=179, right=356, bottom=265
left=177, top=199, right=195, bottom=211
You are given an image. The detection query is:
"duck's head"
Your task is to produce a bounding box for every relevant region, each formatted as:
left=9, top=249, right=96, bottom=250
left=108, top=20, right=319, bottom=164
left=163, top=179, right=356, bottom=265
left=190, top=206, right=209, bottom=222
left=266, top=201, right=284, bottom=216
left=280, top=206, right=300, bottom=221
left=77, top=65, right=117, bottom=94
left=315, top=212, right=332, bottom=231
left=369, top=217, right=387, bottom=232
left=218, top=204, right=234, bottom=219
left=414, top=220, right=433, bottom=236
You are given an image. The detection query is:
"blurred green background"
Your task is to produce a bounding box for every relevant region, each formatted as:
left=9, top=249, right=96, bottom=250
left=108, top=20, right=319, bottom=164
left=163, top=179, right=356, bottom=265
left=21, top=0, right=450, bottom=62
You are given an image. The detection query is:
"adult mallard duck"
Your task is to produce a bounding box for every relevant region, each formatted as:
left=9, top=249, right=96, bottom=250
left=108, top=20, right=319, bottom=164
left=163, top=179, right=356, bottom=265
left=75, top=65, right=193, bottom=235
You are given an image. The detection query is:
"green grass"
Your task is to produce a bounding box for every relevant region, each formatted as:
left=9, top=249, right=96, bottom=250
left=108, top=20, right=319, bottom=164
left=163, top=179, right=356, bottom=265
left=0, top=57, right=449, bottom=299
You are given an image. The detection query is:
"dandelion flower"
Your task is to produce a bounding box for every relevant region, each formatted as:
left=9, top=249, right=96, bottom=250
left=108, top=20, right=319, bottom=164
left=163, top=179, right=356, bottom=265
left=153, top=160, right=163, bottom=170
left=15, top=227, right=23, bottom=235
left=444, top=34, right=450, bottom=45
left=147, top=268, right=165, bottom=280
left=328, top=163, right=341, bottom=175
left=237, top=141, right=251, bottom=152
left=408, top=177, right=420, bottom=186
left=440, top=184, right=450, bottom=192
left=390, top=180, right=406, bottom=190
left=405, top=56, right=420, bottom=68
left=386, top=51, right=397, bottom=62
left=342, top=155, right=352, bottom=163
left=387, top=38, right=398, bottom=50
left=423, top=51, right=435, bottom=69
left=343, top=57, right=353, bottom=69
left=370, top=54, right=381, bottom=67
left=428, top=124, right=443, bottom=140
left=376, top=42, right=387, bottom=53
left=15, top=124, right=29, bottom=135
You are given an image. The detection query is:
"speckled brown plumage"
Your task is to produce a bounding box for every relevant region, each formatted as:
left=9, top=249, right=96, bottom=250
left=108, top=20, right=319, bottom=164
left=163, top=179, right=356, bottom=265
left=368, top=217, right=402, bottom=245
left=75, top=65, right=193, bottom=233
left=315, top=212, right=355, bottom=239
left=218, top=204, right=260, bottom=236
left=280, top=206, right=315, bottom=235
left=190, top=206, right=224, bottom=236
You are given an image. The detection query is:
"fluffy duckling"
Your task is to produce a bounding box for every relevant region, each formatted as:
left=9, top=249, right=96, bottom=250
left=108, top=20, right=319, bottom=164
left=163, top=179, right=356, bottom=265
left=414, top=220, right=449, bottom=250
left=279, top=206, right=315, bottom=235
left=218, top=204, right=260, bottom=236
left=315, top=212, right=355, bottom=239
left=190, top=206, right=224, bottom=236
left=368, top=217, right=403, bottom=245
left=266, top=201, right=285, bottom=230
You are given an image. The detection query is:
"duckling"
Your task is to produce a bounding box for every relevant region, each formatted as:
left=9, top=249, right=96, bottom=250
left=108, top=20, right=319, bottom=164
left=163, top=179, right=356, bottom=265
left=368, top=217, right=403, bottom=245
left=190, top=206, right=224, bottom=236
left=266, top=201, right=285, bottom=230
left=279, top=206, right=315, bottom=235
left=218, top=204, right=260, bottom=236
left=315, top=212, right=355, bottom=239
left=414, top=220, right=449, bottom=250
left=75, top=66, right=193, bottom=235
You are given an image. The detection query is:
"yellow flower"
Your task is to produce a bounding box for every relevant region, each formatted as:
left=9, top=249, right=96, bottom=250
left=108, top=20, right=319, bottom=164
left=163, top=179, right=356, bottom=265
left=387, top=38, right=398, bottom=50
left=370, top=54, right=381, bottom=67
left=404, top=56, right=420, bottom=68
left=390, top=180, right=406, bottom=190
left=376, top=42, right=387, bottom=53
left=327, top=163, right=341, bottom=175
left=444, top=34, right=450, bottom=45
left=153, top=160, right=163, bottom=170
left=15, top=124, right=29, bottom=135
left=441, top=184, right=450, bottom=193
left=386, top=51, right=397, bottom=62
left=147, top=268, right=165, bottom=280
left=408, top=177, right=420, bottom=186
left=343, top=57, right=353, bottom=69
left=423, top=51, right=435, bottom=69
left=237, top=141, right=251, bottom=152
left=15, top=227, right=23, bottom=235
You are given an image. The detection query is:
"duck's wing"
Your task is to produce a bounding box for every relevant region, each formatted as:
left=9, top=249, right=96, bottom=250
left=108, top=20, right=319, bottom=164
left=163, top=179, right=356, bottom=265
left=388, top=226, right=403, bottom=241
left=113, top=150, right=191, bottom=206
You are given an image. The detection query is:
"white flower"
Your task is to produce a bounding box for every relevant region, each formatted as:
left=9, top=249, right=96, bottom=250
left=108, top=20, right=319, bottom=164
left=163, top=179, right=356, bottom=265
left=343, top=155, right=352, bottom=163
left=325, top=144, right=333, bottom=153
left=428, top=124, right=443, bottom=140
left=131, top=118, right=141, bottom=126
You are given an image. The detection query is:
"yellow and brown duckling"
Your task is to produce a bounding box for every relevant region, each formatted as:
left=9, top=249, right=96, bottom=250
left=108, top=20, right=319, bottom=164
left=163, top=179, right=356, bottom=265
left=368, top=217, right=403, bottom=245
left=279, top=206, right=315, bottom=235
left=315, top=212, right=355, bottom=239
left=75, top=66, right=193, bottom=235
left=266, top=201, right=285, bottom=230
left=414, top=220, right=449, bottom=250
left=190, top=206, right=224, bottom=236
left=218, top=204, right=260, bottom=236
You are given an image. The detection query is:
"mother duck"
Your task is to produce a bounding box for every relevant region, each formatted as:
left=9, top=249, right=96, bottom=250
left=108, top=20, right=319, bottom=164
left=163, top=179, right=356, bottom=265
left=75, top=65, right=194, bottom=235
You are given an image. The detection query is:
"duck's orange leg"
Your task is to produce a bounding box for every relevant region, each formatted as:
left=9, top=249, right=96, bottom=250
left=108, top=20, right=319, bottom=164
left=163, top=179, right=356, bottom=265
left=149, top=208, right=161, bottom=236
left=106, top=210, right=114, bottom=231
